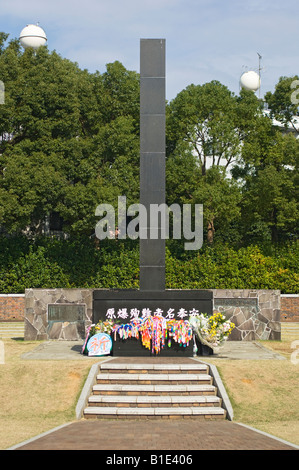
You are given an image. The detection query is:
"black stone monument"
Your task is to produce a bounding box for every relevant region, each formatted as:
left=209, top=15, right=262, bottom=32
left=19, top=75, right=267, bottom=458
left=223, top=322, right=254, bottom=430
left=139, top=38, right=166, bottom=291
left=93, top=39, right=213, bottom=356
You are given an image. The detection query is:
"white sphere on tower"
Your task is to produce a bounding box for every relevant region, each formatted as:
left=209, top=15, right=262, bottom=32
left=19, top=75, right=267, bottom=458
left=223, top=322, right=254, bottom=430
left=240, top=70, right=261, bottom=92
left=19, top=24, right=47, bottom=49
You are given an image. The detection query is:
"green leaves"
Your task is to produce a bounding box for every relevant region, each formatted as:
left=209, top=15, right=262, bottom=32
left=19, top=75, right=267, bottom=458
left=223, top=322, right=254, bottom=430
left=0, top=235, right=297, bottom=293
left=165, top=243, right=299, bottom=293
left=0, top=30, right=297, bottom=254
left=0, top=34, right=140, bottom=236
left=265, top=75, right=299, bottom=132
left=167, top=81, right=244, bottom=175
left=166, top=77, right=298, bottom=245
left=0, top=236, right=140, bottom=292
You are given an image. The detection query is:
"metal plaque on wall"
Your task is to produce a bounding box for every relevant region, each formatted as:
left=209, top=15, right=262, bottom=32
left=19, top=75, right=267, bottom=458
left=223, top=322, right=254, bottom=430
left=48, top=304, right=85, bottom=322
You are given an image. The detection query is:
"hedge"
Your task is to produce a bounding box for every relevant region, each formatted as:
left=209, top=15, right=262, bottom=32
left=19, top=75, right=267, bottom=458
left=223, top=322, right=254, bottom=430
left=0, top=236, right=298, bottom=294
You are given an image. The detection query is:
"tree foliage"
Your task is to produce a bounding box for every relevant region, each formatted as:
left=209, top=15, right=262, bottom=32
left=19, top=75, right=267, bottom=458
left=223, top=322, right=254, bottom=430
left=265, top=75, right=299, bottom=133
left=0, top=32, right=298, bottom=293
left=0, top=235, right=297, bottom=294
left=166, top=79, right=298, bottom=245
left=0, top=35, right=140, bottom=235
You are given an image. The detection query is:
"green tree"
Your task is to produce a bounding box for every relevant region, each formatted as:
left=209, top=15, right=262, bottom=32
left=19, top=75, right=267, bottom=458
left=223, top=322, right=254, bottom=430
left=239, top=131, right=299, bottom=243
left=265, top=75, right=299, bottom=134
left=166, top=83, right=263, bottom=175
left=193, top=166, right=241, bottom=244
left=166, top=82, right=265, bottom=244
left=234, top=77, right=299, bottom=244
left=0, top=34, right=140, bottom=236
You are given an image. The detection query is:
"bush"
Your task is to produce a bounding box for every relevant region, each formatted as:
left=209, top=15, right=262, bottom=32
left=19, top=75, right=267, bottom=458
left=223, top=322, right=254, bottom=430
left=166, top=242, right=299, bottom=293
left=0, top=235, right=139, bottom=292
left=0, top=236, right=298, bottom=293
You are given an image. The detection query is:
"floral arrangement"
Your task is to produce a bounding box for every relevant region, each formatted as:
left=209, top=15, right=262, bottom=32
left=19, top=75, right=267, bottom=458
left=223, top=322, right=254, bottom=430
left=83, top=316, right=194, bottom=355
left=82, top=312, right=234, bottom=356
left=90, top=320, right=115, bottom=336
left=189, top=312, right=235, bottom=352
left=82, top=320, right=116, bottom=354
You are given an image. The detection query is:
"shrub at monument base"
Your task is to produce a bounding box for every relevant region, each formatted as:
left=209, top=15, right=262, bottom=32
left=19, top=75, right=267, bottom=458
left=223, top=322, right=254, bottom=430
left=0, top=236, right=298, bottom=293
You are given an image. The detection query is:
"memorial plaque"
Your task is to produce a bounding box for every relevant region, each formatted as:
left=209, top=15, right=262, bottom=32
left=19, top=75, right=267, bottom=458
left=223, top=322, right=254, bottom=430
left=47, top=304, right=86, bottom=340
left=214, top=298, right=258, bottom=308
left=48, top=304, right=85, bottom=322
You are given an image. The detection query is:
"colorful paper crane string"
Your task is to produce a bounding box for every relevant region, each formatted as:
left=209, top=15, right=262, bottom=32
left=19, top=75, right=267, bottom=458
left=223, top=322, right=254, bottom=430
left=113, top=316, right=193, bottom=355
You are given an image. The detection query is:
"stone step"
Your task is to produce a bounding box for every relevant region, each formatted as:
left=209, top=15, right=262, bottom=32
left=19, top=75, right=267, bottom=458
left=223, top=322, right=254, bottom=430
left=83, top=360, right=227, bottom=420
left=282, top=325, right=299, bottom=333
left=88, top=394, right=222, bottom=407
left=84, top=406, right=226, bottom=419
left=100, top=363, right=209, bottom=374
left=282, top=323, right=299, bottom=330
left=96, top=373, right=212, bottom=385
left=0, top=323, right=24, bottom=338
left=92, top=383, right=217, bottom=396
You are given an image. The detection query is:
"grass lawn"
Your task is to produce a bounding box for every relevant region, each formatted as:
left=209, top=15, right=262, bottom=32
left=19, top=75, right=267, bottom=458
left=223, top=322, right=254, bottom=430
left=208, top=324, right=299, bottom=447
left=0, top=324, right=298, bottom=450
left=0, top=339, right=100, bottom=450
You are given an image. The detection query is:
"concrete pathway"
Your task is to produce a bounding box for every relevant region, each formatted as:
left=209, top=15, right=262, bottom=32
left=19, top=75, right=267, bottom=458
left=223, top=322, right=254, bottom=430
left=21, top=339, right=286, bottom=361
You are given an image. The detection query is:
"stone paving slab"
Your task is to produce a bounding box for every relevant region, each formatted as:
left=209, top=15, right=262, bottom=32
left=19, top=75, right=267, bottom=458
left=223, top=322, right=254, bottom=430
left=96, top=373, right=211, bottom=381
left=84, top=405, right=226, bottom=417
left=9, top=419, right=298, bottom=450
left=20, top=340, right=287, bottom=361
left=21, top=341, right=88, bottom=360
left=88, top=394, right=221, bottom=405
left=92, top=383, right=216, bottom=393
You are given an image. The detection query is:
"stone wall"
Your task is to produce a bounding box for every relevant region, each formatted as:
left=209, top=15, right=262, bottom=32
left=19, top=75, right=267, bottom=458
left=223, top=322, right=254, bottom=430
left=213, top=289, right=281, bottom=341
left=24, top=289, right=93, bottom=341
left=23, top=288, right=282, bottom=341
left=280, top=295, right=299, bottom=322
left=0, top=294, right=25, bottom=321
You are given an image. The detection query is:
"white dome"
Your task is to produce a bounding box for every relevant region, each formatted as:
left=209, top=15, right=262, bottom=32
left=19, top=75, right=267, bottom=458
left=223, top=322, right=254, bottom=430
left=240, top=71, right=261, bottom=91
left=19, top=24, right=47, bottom=49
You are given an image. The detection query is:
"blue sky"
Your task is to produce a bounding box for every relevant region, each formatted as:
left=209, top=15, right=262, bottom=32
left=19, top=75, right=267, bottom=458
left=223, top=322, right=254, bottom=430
left=1, top=0, right=299, bottom=101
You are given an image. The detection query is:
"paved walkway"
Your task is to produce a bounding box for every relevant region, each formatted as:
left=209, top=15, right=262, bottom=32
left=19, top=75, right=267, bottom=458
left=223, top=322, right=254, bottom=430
left=7, top=341, right=298, bottom=450
left=9, top=419, right=298, bottom=450
left=20, top=339, right=286, bottom=361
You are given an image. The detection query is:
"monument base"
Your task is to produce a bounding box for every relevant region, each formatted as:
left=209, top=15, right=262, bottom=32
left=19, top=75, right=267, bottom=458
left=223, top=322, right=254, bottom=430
left=93, top=289, right=213, bottom=357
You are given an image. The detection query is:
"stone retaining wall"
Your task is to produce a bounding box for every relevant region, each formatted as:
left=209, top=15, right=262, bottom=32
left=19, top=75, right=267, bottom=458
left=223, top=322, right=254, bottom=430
left=24, top=289, right=93, bottom=341
left=23, top=288, right=282, bottom=341
left=213, top=289, right=281, bottom=341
